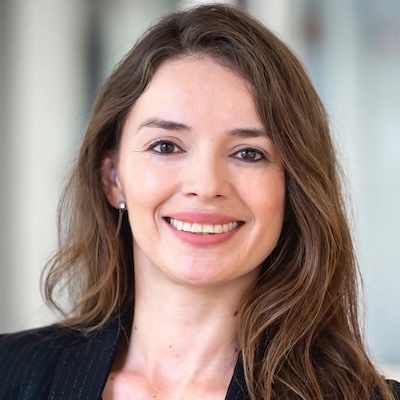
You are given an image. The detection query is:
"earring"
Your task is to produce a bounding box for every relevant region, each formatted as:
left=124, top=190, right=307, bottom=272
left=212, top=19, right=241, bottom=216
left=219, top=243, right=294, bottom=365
left=116, top=201, right=126, bottom=235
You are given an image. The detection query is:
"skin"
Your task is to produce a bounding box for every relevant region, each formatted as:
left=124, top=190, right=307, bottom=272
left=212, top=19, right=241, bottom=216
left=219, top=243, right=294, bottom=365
left=101, top=55, right=286, bottom=399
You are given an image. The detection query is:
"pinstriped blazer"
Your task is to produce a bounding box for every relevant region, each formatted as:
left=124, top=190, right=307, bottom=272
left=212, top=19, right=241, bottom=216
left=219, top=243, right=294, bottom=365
left=0, top=317, right=248, bottom=400
left=1, top=318, right=399, bottom=400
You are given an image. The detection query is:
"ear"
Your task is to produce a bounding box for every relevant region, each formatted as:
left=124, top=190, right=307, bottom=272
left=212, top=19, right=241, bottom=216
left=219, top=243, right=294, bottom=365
left=100, top=154, right=124, bottom=209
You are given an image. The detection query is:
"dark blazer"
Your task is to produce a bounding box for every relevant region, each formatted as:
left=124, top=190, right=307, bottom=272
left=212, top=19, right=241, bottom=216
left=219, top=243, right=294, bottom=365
left=0, top=317, right=248, bottom=400
left=0, top=317, right=399, bottom=400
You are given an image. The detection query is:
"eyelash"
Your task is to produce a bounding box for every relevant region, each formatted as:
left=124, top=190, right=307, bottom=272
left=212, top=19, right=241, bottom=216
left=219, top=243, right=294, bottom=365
left=231, top=148, right=266, bottom=163
left=148, top=140, right=183, bottom=154
left=147, top=140, right=267, bottom=163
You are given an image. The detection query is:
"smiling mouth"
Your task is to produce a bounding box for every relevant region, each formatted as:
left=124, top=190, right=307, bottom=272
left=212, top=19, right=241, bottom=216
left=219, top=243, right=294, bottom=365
left=165, top=217, right=243, bottom=234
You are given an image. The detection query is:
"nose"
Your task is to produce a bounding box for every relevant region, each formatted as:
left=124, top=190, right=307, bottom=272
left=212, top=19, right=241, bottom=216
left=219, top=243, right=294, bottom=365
left=180, top=151, right=230, bottom=201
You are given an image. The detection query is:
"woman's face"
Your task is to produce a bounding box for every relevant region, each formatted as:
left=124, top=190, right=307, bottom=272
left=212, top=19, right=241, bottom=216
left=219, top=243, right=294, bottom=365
left=106, top=56, right=286, bottom=289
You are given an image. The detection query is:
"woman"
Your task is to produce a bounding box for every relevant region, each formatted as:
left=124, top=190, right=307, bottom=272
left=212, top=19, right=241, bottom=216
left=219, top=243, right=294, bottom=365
left=0, top=3, right=399, bottom=400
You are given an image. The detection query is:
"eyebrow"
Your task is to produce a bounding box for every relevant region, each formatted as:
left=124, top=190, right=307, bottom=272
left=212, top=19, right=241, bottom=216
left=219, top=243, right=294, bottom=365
left=227, top=127, right=269, bottom=138
left=138, top=118, right=269, bottom=138
left=138, top=118, right=190, bottom=132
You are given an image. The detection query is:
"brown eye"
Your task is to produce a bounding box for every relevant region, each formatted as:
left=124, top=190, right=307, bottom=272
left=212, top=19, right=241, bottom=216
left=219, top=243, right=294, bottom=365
left=150, top=141, right=181, bottom=154
left=159, top=142, right=175, bottom=153
left=235, top=148, right=265, bottom=162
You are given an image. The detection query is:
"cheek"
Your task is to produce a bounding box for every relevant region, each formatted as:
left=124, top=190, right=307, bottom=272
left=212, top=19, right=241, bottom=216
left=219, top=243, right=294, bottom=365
left=247, top=172, right=286, bottom=219
left=267, top=181, right=286, bottom=213
left=122, top=160, right=166, bottom=200
left=120, top=160, right=175, bottom=233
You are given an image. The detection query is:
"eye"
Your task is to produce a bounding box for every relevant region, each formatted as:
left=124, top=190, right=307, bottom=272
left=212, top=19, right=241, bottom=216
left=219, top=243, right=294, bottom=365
left=148, top=140, right=182, bottom=154
left=232, top=148, right=266, bottom=163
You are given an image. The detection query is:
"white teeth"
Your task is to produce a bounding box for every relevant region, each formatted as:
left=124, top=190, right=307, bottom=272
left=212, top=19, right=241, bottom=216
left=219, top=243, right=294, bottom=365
left=168, top=218, right=240, bottom=234
left=202, top=224, right=214, bottom=234
left=215, top=224, right=223, bottom=233
left=191, top=223, right=202, bottom=233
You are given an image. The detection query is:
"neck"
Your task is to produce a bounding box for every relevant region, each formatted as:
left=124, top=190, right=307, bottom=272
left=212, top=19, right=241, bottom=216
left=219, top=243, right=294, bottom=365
left=119, top=264, right=255, bottom=387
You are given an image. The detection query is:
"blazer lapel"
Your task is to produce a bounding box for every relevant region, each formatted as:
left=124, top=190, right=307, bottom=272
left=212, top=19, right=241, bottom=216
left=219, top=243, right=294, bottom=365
left=225, top=354, right=250, bottom=400
left=48, top=319, right=123, bottom=400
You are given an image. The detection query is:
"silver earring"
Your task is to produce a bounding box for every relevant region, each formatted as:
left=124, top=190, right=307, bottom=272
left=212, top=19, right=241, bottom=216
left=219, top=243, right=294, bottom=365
left=116, top=201, right=126, bottom=235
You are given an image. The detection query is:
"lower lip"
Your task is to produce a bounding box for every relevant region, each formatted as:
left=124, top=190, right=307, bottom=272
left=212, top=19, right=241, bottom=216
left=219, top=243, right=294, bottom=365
left=165, top=220, right=242, bottom=247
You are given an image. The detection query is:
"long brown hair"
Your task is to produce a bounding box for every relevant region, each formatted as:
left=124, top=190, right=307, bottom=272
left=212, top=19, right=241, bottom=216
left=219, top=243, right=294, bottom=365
left=43, top=4, right=393, bottom=399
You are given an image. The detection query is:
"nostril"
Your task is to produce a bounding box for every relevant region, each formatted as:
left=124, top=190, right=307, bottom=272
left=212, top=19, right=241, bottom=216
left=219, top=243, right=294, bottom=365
left=181, top=179, right=229, bottom=200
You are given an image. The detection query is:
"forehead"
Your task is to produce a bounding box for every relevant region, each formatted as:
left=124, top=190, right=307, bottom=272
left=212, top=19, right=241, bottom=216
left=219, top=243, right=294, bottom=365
left=149, top=54, right=251, bottom=89
left=127, top=55, right=261, bottom=127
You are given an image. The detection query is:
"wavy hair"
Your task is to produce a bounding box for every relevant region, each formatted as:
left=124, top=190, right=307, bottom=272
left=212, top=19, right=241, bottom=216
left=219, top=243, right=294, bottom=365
left=43, top=4, right=393, bottom=399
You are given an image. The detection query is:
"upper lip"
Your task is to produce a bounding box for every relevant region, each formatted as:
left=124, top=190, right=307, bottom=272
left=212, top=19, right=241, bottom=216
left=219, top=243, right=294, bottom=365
left=164, top=211, right=244, bottom=225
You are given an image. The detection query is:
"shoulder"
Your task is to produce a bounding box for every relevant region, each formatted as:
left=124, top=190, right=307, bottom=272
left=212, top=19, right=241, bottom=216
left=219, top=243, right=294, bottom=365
left=0, top=324, right=86, bottom=347
left=373, top=379, right=400, bottom=399
left=387, top=379, right=400, bottom=399
left=0, top=325, right=87, bottom=399
left=0, top=324, right=87, bottom=363
left=0, top=318, right=124, bottom=400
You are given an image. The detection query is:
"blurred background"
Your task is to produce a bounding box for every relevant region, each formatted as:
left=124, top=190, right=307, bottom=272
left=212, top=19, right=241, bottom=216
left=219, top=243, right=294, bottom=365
left=0, top=0, right=399, bottom=378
